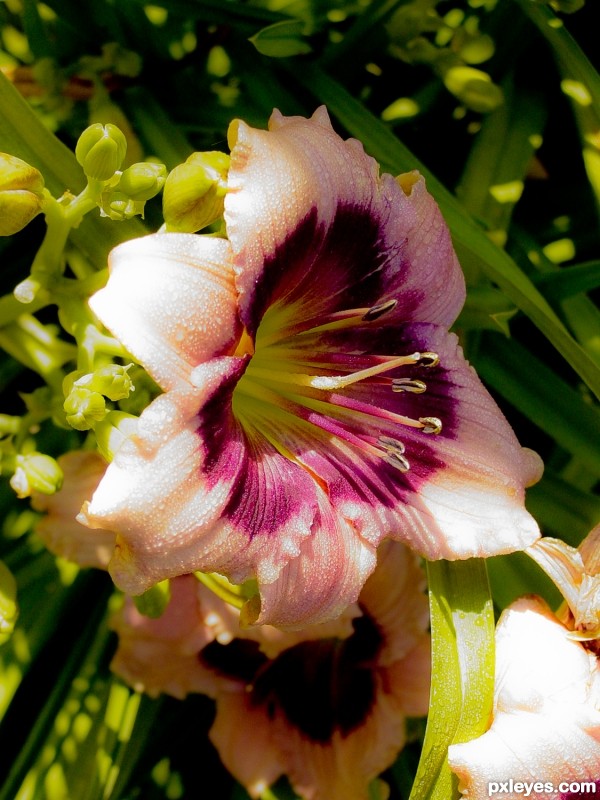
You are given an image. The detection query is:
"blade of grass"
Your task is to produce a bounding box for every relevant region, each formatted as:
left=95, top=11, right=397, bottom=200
left=532, top=260, right=600, bottom=300
left=472, top=332, right=600, bottom=476
left=409, top=560, right=494, bottom=800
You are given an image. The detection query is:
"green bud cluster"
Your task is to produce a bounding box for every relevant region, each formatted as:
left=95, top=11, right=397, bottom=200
left=75, top=123, right=128, bottom=182
left=63, top=365, right=134, bottom=430
left=162, top=151, right=230, bottom=233
left=0, top=153, right=45, bottom=236
left=99, top=162, right=167, bottom=221
left=63, top=387, right=106, bottom=431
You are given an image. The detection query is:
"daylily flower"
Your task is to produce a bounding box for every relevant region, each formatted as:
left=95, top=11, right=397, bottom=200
left=32, top=450, right=114, bottom=569
left=81, top=107, right=542, bottom=626
left=448, top=596, right=600, bottom=800
left=111, top=541, right=431, bottom=800
left=111, top=573, right=234, bottom=699
left=526, top=524, right=600, bottom=642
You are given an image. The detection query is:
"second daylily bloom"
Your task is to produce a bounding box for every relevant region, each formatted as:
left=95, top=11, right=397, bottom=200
left=111, top=541, right=431, bottom=800
left=448, top=596, right=600, bottom=799
left=81, top=107, right=542, bottom=626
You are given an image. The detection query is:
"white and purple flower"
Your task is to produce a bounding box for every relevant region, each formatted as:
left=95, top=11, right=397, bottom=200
left=81, top=108, right=542, bottom=626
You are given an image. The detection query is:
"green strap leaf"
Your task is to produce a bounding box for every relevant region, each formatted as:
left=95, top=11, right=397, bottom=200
left=409, top=559, right=495, bottom=800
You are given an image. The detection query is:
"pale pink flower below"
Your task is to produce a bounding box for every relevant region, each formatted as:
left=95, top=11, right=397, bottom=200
left=448, top=595, right=600, bottom=800
left=81, top=106, right=542, bottom=627
left=31, top=450, right=114, bottom=569
left=110, top=541, right=431, bottom=800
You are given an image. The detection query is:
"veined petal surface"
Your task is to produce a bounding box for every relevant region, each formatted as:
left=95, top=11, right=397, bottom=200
left=89, top=233, right=240, bottom=392
left=85, top=108, right=542, bottom=626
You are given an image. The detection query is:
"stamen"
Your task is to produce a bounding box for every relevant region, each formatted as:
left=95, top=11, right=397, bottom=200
left=378, top=434, right=410, bottom=471
left=378, top=435, right=406, bottom=454
left=362, top=298, right=398, bottom=321
left=418, top=352, right=440, bottom=368
left=383, top=452, right=410, bottom=472
left=419, top=417, right=442, bottom=434
left=391, top=378, right=427, bottom=394
left=309, top=352, right=423, bottom=390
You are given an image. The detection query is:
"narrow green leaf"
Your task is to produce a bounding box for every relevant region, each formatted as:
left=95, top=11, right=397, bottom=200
left=410, top=560, right=494, bottom=800
left=472, top=333, right=600, bottom=477
left=533, top=260, right=600, bottom=300
left=250, top=21, right=312, bottom=58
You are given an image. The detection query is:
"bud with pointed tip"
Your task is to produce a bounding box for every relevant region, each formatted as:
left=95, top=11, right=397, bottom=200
left=162, top=151, right=230, bottom=232
left=75, top=123, right=128, bottom=182
left=0, top=153, right=45, bottom=235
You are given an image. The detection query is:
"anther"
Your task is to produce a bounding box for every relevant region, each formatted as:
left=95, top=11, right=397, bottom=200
left=419, top=417, right=442, bottom=434
left=417, top=352, right=439, bottom=368
left=362, top=299, right=398, bottom=322
left=392, top=378, right=427, bottom=394
left=378, top=435, right=406, bottom=455
left=384, top=452, right=410, bottom=472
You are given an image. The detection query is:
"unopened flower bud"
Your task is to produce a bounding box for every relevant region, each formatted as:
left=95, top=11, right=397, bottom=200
left=118, top=162, right=167, bottom=201
left=99, top=192, right=144, bottom=221
left=75, top=123, right=127, bottom=182
left=64, top=387, right=107, bottom=430
left=0, top=153, right=45, bottom=235
left=0, top=560, right=18, bottom=645
left=10, top=452, right=64, bottom=498
left=163, top=151, right=230, bottom=233
left=94, top=411, right=138, bottom=461
left=74, top=364, right=134, bottom=401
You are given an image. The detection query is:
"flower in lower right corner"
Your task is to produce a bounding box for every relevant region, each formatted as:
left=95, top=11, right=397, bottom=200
left=448, top=595, right=600, bottom=800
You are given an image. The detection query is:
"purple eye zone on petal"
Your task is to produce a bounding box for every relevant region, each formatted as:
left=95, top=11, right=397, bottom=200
left=242, top=205, right=418, bottom=337
left=194, top=196, right=464, bottom=539
left=201, top=610, right=383, bottom=742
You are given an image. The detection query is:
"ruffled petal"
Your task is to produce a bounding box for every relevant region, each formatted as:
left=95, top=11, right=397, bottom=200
left=110, top=575, right=220, bottom=699
left=270, top=670, right=407, bottom=800
left=226, top=107, right=464, bottom=336
left=448, top=597, right=600, bottom=800
left=89, top=233, right=240, bottom=391
left=359, top=540, right=429, bottom=666
left=250, top=489, right=377, bottom=627
left=209, top=689, right=285, bottom=798
left=32, top=450, right=114, bottom=569
left=80, top=376, right=244, bottom=594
